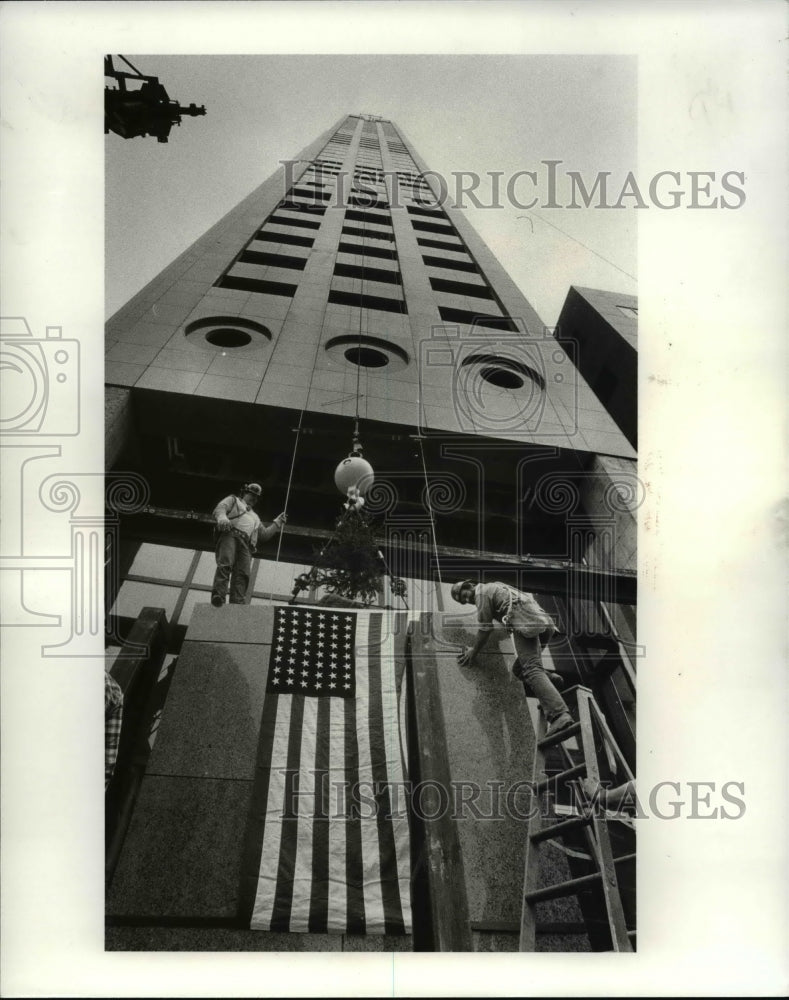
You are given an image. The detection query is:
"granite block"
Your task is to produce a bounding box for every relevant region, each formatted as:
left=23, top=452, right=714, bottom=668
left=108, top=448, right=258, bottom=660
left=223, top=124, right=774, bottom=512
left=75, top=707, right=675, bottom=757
left=146, top=641, right=270, bottom=780
left=151, top=348, right=214, bottom=374
left=194, top=374, right=261, bottom=402
left=105, top=926, right=344, bottom=952
left=262, top=363, right=313, bottom=388
left=120, top=320, right=179, bottom=348
left=256, top=383, right=309, bottom=409
left=185, top=603, right=275, bottom=644
left=342, top=934, right=413, bottom=952
left=135, top=367, right=202, bottom=394
left=206, top=355, right=270, bottom=381
left=426, top=614, right=538, bottom=927
left=106, top=341, right=160, bottom=365
left=144, top=300, right=196, bottom=326
left=106, top=775, right=252, bottom=918
left=105, top=361, right=145, bottom=387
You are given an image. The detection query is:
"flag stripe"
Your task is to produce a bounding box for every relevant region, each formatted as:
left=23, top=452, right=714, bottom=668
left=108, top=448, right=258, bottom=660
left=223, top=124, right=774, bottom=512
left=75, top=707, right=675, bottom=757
left=343, top=677, right=366, bottom=933
left=238, top=675, right=282, bottom=924
left=367, top=614, right=407, bottom=934
left=249, top=694, right=292, bottom=929
left=307, top=694, right=331, bottom=932
left=354, top=615, right=386, bottom=933
left=288, top=697, right=319, bottom=932
left=269, top=694, right=305, bottom=931
left=393, top=623, right=413, bottom=932
left=326, top=696, right=348, bottom=931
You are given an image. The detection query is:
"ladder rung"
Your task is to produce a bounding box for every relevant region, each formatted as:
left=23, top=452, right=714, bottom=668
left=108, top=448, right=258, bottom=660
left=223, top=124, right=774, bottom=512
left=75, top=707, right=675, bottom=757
left=531, top=813, right=592, bottom=843
left=525, top=869, right=602, bottom=903
left=524, top=853, right=636, bottom=904
left=470, top=920, right=588, bottom=936
left=533, top=762, right=586, bottom=794
left=538, top=721, right=581, bottom=749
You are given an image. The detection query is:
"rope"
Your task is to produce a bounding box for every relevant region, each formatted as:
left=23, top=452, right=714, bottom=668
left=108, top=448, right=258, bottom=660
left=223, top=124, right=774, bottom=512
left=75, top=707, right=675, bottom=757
left=414, top=433, right=443, bottom=591
left=518, top=210, right=636, bottom=282
left=269, top=405, right=306, bottom=589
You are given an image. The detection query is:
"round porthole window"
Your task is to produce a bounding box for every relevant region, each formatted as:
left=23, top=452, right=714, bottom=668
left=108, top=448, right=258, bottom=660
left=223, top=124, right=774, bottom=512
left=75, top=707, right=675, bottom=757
left=325, top=335, right=409, bottom=372
left=205, top=328, right=253, bottom=349
left=454, top=352, right=547, bottom=431
left=480, top=366, right=524, bottom=389
left=344, top=346, right=389, bottom=368
left=183, top=316, right=272, bottom=356
left=460, top=353, right=546, bottom=391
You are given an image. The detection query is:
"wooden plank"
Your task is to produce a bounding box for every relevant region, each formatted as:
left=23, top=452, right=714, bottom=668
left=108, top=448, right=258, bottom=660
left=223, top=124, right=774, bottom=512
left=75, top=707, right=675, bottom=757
left=518, top=707, right=547, bottom=952
left=575, top=691, right=633, bottom=952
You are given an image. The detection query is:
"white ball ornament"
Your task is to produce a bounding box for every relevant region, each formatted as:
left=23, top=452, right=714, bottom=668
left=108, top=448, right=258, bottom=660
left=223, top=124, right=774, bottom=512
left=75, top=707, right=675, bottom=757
left=334, top=455, right=374, bottom=496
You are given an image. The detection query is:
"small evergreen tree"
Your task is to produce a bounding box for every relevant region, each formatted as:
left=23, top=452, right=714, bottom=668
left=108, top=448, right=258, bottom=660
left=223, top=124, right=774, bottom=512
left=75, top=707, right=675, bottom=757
left=291, top=506, right=383, bottom=606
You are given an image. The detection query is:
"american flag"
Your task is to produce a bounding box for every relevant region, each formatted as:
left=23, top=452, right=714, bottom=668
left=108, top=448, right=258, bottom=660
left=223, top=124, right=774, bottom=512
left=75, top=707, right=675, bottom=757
left=240, top=607, right=412, bottom=935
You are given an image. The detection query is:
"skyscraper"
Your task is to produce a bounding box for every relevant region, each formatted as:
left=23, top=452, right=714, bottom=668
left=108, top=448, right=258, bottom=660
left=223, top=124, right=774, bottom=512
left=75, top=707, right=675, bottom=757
left=105, top=114, right=637, bottom=952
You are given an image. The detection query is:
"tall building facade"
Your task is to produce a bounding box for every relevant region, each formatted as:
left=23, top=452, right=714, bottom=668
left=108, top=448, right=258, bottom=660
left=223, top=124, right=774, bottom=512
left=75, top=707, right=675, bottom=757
left=105, top=115, right=638, bottom=952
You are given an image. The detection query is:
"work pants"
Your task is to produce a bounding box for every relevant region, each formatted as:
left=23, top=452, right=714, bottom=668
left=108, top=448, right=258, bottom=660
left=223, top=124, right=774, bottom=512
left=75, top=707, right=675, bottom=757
left=212, top=531, right=252, bottom=605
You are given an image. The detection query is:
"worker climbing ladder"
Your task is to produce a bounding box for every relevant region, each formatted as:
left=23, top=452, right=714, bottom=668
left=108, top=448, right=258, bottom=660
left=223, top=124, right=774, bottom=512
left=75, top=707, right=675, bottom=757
left=519, top=686, right=636, bottom=952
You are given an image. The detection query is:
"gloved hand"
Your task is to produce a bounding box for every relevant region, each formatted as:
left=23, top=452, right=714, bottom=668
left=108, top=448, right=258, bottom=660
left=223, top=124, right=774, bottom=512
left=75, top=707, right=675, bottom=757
left=457, top=646, right=476, bottom=667
left=274, top=512, right=288, bottom=528
left=217, top=518, right=232, bottom=533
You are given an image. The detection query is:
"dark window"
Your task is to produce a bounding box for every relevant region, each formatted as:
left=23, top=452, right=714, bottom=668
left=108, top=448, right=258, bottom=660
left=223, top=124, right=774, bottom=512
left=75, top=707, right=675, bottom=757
left=278, top=201, right=326, bottom=216
left=255, top=231, right=314, bottom=248
left=328, top=289, right=407, bottom=314
left=217, top=276, right=298, bottom=297
left=411, top=219, right=456, bottom=236
left=416, top=237, right=466, bottom=252
left=238, top=250, right=308, bottom=270
left=422, top=254, right=478, bottom=273
left=430, top=276, right=494, bottom=300
left=345, top=208, right=392, bottom=227
left=334, top=262, right=401, bottom=285
left=407, top=205, right=446, bottom=219
left=267, top=214, right=321, bottom=230
left=437, top=306, right=517, bottom=331
left=290, top=187, right=330, bottom=201
left=338, top=241, right=397, bottom=260
left=341, top=225, right=395, bottom=243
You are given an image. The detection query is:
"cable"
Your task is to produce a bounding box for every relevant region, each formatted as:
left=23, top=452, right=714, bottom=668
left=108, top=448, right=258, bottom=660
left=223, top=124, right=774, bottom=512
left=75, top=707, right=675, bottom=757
left=414, top=433, right=443, bottom=591
left=518, top=210, right=636, bottom=282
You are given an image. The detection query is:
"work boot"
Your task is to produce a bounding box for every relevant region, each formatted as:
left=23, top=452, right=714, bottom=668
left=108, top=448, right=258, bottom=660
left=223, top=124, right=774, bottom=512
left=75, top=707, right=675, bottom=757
left=545, top=712, right=575, bottom=739
left=211, top=594, right=224, bottom=607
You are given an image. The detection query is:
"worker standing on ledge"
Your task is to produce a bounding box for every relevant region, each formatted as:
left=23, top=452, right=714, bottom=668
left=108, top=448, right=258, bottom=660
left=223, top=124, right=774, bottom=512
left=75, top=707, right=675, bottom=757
left=211, top=483, right=287, bottom=607
left=451, top=579, right=575, bottom=741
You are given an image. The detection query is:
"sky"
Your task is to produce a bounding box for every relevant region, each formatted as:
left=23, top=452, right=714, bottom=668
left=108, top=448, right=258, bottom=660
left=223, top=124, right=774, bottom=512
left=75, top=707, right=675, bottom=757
left=105, top=53, right=637, bottom=326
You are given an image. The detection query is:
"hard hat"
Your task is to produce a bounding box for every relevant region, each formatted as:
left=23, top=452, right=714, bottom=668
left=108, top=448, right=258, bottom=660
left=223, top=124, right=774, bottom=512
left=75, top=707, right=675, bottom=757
left=450, top=579, right=475, bottom=604
left=243, top=482, right=262, bottom=497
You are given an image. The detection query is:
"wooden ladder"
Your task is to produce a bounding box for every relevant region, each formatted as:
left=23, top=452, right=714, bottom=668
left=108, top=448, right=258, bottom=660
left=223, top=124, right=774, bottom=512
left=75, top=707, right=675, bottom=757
left=519, top=686, right=636, bottom=952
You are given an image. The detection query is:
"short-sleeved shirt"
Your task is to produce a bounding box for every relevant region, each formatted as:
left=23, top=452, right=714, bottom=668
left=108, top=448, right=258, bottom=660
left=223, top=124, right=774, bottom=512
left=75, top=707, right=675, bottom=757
left=213, top=495, right=262, bottom=547
left=475, top=582, right=555, bottom=637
